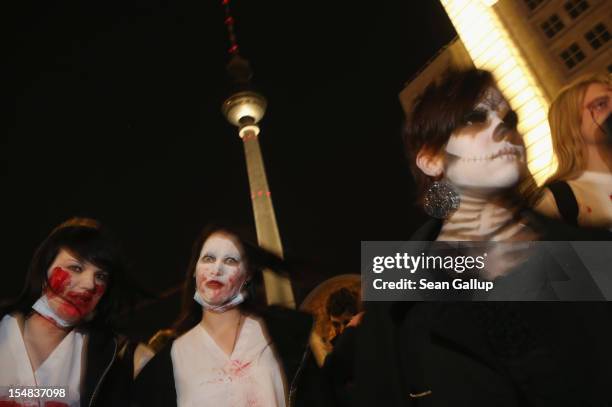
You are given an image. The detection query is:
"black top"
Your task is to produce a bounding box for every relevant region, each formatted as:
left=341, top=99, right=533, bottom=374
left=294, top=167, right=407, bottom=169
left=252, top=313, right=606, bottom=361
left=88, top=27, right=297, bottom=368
left=81, top=327, right=134, bottom=407
left=351, top=212, right=612, bottom=407
left=547, top=181, right=579, bottom=226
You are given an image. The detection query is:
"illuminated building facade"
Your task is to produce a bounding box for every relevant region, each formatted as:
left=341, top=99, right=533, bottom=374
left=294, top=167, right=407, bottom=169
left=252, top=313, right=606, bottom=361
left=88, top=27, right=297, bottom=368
left=494, top=0, right=611, bottom=99
left=400, top=0, right=610, bottom=185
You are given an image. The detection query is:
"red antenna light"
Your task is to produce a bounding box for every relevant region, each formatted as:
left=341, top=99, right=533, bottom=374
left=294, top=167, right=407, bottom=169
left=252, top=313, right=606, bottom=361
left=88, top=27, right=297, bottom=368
left=222, top=0, right=240, bottom=56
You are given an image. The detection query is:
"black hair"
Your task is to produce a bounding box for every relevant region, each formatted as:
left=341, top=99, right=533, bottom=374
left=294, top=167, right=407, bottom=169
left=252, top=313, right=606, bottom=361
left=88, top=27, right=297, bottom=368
left=0, top=218, right=126, bottom=330
left=326, top=287, right=359, bottom=317
left=403, top=67, right=540, bottom=207
left=172, top=221, right=288, bottom=336
left=404, top=68, right=495, bottom=205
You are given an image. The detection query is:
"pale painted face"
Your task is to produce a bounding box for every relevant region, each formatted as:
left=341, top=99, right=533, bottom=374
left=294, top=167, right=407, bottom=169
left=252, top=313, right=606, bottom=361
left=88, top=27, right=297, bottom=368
left=444, top=87, right=526, bottom=193
left=580, top=82, right=611, bottom=144
left=45, top=249, right=109, bottom=324
left=194, top=232, right=249, bottom=306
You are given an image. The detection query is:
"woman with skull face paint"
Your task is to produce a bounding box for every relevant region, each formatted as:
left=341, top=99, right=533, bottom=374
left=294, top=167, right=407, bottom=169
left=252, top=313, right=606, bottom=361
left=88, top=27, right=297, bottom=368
left=405, top=69, right=540, bottom=241
left=132, top=223, right=324, bottom=407
left=351, top=69, right=612, bottom=407
left=536, top=73, right=612, bottom=230
left=0, top=218, right=134, bottom=407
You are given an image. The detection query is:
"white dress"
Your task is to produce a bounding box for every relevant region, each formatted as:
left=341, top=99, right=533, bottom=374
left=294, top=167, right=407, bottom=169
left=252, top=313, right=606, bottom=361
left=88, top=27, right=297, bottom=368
left=0, top=314, right=84, bottom=407
left=537, top=171, right=612, bottom=230
left=171, top=316, right=287, bottom=407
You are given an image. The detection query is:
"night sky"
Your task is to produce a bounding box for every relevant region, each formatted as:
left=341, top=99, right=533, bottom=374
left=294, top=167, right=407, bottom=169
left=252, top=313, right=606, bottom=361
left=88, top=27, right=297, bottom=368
left=6, top=1, right=455, bottom=338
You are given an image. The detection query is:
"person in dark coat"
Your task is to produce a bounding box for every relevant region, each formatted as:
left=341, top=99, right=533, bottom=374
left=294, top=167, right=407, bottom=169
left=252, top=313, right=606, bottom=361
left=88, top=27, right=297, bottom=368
left=351, top=68, right=612, bottom=407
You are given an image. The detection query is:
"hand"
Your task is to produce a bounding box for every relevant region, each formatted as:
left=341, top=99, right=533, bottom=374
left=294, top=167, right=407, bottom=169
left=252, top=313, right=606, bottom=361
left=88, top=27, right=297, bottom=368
left=347, top=312, right=364, bottom=328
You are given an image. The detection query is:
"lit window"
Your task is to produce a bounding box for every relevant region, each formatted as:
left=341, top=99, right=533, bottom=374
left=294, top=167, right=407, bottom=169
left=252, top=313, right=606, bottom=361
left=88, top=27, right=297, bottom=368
left=564, top=0, right=589, bottom=19
left=584, top=23, right=610, bottom=50
left=541, top=14, right=565, bottom=38
left=560, top=43, right=586, bottom=70
left=523, top=0, right=545, bottom=10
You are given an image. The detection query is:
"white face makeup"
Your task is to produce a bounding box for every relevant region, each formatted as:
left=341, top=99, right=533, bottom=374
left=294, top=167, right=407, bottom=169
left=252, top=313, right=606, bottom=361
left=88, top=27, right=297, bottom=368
left=194, top=232, right=249, bottom=306
left=444, top=86, right=526, bottom=192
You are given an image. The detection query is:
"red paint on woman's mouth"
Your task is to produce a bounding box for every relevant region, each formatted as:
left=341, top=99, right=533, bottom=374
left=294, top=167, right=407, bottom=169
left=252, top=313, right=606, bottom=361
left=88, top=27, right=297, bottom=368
left=63, top=284, right=105, bottom=318
left=66, top=291, right=94, bottom=305
left=46, top=267, right=106, bottom=320
left=206, top=281, right=224, bottom=289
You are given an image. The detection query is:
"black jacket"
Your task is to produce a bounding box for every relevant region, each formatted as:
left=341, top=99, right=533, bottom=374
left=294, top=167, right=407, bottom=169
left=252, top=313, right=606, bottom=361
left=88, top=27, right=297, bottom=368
left=82, top=328, right=134, bottom=407
left=132, top=306, right=323, bottom=407
left=353, top=213, right=612, bottom=407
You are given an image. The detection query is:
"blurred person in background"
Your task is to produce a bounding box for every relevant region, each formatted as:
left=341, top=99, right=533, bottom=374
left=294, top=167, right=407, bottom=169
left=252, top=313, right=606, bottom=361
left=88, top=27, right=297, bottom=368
left=537, top=73, right=612, bottom=229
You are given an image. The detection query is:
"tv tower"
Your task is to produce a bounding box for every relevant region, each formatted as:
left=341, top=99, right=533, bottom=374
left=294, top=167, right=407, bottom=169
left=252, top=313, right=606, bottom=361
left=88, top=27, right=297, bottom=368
left=220, top=0, right=295, bottom=308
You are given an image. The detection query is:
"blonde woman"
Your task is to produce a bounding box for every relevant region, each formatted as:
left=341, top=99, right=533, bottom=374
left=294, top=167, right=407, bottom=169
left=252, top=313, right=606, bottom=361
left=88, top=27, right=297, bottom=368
left=536, top=73, right=612, bottom=229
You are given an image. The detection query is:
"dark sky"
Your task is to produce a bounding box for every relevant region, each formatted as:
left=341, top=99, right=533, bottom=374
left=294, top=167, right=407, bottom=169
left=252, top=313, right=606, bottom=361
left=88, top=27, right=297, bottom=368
left=6, top=1, right=455, bottom=338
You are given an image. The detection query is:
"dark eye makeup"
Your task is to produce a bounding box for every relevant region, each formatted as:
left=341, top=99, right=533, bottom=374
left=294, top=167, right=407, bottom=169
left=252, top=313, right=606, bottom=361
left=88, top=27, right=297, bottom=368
left=461, top=108, right=518, bottom=129
left=462, top=109, right=488, bottom=126
left=502, top=110, right=518, bottom=129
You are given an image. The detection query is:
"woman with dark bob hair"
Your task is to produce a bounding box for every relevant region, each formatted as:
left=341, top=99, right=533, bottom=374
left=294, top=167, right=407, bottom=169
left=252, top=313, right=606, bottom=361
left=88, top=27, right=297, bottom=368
left=133, top=222, right=323, bottom=407
left=404, top=68, right=541, bottom=241
left=0, top=217, right=134, bottom=406
left=350, top=68, right=612, bottom=407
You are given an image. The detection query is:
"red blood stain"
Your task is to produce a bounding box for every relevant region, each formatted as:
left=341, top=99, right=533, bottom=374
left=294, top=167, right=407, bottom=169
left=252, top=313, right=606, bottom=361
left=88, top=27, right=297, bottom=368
left=246, top=397, right=261, bottom=407
left=62, top=284, right=105, bottom=318
left=228, top=360, right=252, bottom=378
left=48, top=267, right=71, bottom=295
left=44, top=402, right=69, bottom=407
left=587, top=206, right=592, bottom=213
left=609, top=194, right=612, bottom=200
left=46, top=267, right=106, bottom=320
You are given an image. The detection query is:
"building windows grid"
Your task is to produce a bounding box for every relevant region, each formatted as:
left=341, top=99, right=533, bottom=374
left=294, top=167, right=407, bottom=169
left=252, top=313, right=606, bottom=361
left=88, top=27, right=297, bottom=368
left=564, top=0, right=589, bottom=19
left=585, top=23, right=610, bottom=50
left=560, top=43, right=586, bottom=69
left=523, top=0, right=545, bottom=11
left=541, top=14, right=565, bottom=38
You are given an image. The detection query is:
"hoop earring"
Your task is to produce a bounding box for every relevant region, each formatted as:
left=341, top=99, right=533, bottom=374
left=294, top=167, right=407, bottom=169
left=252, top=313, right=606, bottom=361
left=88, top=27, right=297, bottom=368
left=423, top=180, right=460, bottom=219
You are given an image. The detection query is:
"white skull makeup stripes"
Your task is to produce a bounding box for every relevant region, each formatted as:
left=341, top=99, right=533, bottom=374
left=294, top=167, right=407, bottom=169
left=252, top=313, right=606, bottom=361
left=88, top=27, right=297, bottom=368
left=443, top=87, right=526, bottom=192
